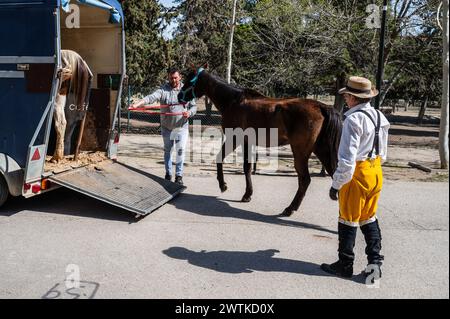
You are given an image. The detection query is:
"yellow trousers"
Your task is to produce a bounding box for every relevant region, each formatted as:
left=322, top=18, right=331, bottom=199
left=339, top=157, right=383, bottom=227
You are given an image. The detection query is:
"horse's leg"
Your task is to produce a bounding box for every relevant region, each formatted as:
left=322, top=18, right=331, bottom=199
left=320, top=165, right=327, bottom=177
left=242, top=141, right=253, bottom=202
left=252, top=151, right=258, bottom=175
left=51, top=93, right=67, bottom=163
left=281, top=148, right=312, bottom=217
left=64, top=108, right=85, bottom=157
left=216, top=135, right=237, bottom=192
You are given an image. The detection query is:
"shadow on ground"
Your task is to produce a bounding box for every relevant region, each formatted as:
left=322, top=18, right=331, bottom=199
left=0, top=188, right=137, bottom=223
left=170, top=193, right=337, bottom=235
left=162, top=246, right=367, bottom=284
left=163, top=246, right=322, bottom=275
left=389, top=128, right=439, bottom=138
left=386, top=113, right=440, bottom=126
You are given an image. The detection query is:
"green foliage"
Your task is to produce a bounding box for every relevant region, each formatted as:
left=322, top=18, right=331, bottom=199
left=120, top=0, right=172, bottom=90
left=172, top=0, right=232, bottom=76
left=119, top=0, right=443, bottom=103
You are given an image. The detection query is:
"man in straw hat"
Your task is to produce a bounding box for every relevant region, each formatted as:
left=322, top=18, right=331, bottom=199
left=321, top=76, right=390, bottom=281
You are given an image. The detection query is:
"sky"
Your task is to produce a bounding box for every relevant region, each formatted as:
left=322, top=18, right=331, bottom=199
left=158, top=0, right=176, bottom=8
left=157, top=0, right=179, bottom=39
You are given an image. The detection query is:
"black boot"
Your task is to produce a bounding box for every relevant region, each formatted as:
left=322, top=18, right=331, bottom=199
left=321, top=223, right=357, bottom=278
left=165, top=173, right=172, bottom=181
left=360, top=219, right=383, bottom=279
left=321, top=260, right=353, bottom=278
left=175, top=176, right=183, bottom=185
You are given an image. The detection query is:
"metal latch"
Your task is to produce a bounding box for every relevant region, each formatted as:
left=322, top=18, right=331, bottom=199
left=17, top=64, right=29, bottom=71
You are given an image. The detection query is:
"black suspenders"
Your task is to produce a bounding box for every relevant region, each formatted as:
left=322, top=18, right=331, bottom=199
left=352, top=109, right=381, bottom=158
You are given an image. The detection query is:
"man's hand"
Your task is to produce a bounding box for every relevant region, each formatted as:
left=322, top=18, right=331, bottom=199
left=182, top=111, right=189, bottom=118
left=129, top=100, right=143, bottom=109
left=329, top=187, right=339, bottom=201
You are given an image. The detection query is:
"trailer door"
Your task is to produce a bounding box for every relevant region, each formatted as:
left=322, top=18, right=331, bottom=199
left=0, top=0, right=59, bottom=182
left=49, top=161, right=185, bottom=216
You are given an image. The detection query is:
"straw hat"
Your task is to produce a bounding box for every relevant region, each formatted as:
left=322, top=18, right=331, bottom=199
left=338, top=76, right=379, bottom=98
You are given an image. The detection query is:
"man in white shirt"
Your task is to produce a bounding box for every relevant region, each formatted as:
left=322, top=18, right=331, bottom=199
left=321, top=76, right=390, bottom=281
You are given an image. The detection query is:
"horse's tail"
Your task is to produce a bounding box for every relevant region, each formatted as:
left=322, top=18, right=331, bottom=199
left=314, top=104, right=342, bottom=176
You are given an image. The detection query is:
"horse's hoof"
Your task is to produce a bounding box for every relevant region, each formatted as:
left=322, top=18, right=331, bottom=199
left=280, top=208, right=294, bottom=217
left=220, top=183, right=228, bottom=193
left=241, top=195, right=251, bottom=202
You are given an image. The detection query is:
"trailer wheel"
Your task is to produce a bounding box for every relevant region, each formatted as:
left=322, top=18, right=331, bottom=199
left=0, top=174, right=9, bottom=208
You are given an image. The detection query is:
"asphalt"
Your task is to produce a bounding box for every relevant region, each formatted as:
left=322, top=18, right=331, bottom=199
left=0, top=135, right=448, bottom=299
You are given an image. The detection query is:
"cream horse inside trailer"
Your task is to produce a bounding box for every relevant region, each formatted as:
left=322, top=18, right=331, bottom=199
left=52, top=49, right=92, bottom=162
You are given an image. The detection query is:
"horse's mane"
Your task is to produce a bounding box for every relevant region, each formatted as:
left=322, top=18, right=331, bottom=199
left=61, top=50, right=79, bottom=95
left=206, top=72, right=267, bottom=100
left=243, top=88, right=267, bottom=99
left=61, top=50, right=92, bottom=108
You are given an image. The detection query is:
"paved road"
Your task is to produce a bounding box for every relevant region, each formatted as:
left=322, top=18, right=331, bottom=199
left=0, top=137, right=448, bottom=299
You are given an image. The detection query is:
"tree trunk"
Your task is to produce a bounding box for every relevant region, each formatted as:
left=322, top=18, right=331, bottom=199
left=333, top=72, right=346, bottom=114
left=417, top=96, right=429, bottom=125
left=439, top=0, right=449, bottom=169
left=379, top=62, right=407, bottom=107
left=405, top=98, right=411, bottom=111
left=226, top=0, right=238, bottom=84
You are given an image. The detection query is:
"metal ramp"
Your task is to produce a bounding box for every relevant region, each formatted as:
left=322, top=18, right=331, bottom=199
left=49, top=161, right=185, bottom=216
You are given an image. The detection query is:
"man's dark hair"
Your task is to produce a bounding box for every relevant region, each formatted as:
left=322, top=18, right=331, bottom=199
left=167, top=67, right=180, bottom=75
left=354, top=97, right=372, bottom=104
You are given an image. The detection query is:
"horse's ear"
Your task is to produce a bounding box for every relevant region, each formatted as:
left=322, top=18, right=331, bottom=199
left=202, top=62, right=208, bottom=69
left=189, top=63, right=197, bottom=74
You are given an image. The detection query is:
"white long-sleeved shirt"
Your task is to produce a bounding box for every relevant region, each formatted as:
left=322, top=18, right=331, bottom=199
left=332, top=102, right=390, bottom=190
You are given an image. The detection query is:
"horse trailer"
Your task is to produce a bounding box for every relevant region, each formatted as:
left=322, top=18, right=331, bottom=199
left=0, top=0, right=185, bottom=215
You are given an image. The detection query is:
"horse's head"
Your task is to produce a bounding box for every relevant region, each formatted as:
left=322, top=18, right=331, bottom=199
left=59, top=67, right=73, bottom=83
left=178, top=64, right=208, bottom=103
left=57, top=67, right=73, bottom=94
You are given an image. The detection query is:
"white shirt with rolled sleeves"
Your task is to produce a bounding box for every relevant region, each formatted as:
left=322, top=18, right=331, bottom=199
left=331, top=102, right=390, bottom=190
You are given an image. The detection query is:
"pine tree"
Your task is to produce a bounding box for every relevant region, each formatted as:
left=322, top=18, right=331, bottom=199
left=120, top=0, right=170, bottom=90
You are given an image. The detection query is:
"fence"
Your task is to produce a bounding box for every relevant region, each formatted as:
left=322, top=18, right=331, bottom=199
left=118, top=86, right=441, bottom=134
left=119, top=85, right=222, bottom=134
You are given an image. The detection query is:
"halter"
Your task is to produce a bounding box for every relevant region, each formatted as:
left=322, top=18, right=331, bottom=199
left=179, top=67, right=204, bottom=102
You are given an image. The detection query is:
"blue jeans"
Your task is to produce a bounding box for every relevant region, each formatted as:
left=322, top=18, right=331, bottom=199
left=161, top=126, right=189, bottom=177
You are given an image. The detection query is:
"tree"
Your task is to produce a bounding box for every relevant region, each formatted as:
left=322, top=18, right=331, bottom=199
left=123, top=0, right=442, bottom=111
left=121, top=0, right=171, bottom=89
left=226, top=0, right=239, bottom=83
left=232, top=0, right=379, bottom=97
left=382, top=0, right=443, bottom=106
left=172, top=0, right=233, bottom=75
left=439, top=0, right=449, bottom=169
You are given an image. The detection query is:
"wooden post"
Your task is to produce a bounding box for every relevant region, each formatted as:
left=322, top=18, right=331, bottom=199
left=74, top=111, right=87, bottom=161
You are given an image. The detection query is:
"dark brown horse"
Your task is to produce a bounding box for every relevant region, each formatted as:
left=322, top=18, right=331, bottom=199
left=178, top=67, right=342, bottom=216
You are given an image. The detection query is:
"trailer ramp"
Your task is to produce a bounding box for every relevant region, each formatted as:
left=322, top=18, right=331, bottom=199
left=49, top=161, right=185, bottom=216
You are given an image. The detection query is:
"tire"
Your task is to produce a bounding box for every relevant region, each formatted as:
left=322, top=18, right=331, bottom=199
left=0, top=174, right=9, bottom=208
